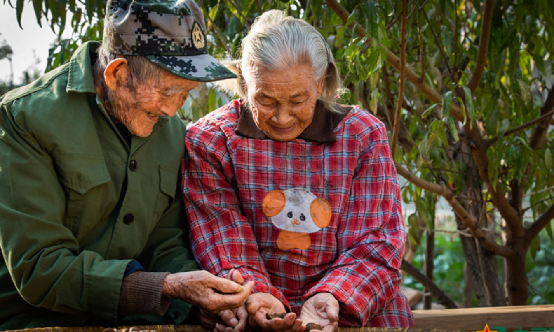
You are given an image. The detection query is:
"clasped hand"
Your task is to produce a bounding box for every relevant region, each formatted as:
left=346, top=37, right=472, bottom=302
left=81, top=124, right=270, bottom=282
left=198, top=270, right=339, bottom=332
left=162, top=269, right=254, bottom=313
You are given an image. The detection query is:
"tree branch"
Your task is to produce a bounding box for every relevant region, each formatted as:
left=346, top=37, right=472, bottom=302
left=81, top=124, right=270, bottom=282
left=325, top=0, right=464, bottom=122
left=391, top=0, right=407, bottom=154
left=485, top=108, right=554, bottom=147
left=401, top=259, right=458, bottom=309
left=465, top=123, right=523, bottom=235
left=203, top=9, right=232, bottom=56
left=467, top=0, right=494, bottom=93
left=227, top=0, right=251, bottom=26
left=396, top=162, right=514, bottom=257
left=525, top=201, right=554, bottom=248
left=529, top=87, right=554, bottom=150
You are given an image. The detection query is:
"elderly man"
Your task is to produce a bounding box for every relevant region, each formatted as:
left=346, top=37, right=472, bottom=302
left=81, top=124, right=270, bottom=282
left=0, top=0, right=253, bottom=330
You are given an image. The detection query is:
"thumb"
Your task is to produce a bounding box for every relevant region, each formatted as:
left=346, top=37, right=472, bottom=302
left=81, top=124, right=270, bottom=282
left=325, top=301, right=339, bottom=321
left=212, top=275, right=245, bottom=294
left=244, top=294, right=260, bottom=315
left=228, top=268, right=245, bottom=284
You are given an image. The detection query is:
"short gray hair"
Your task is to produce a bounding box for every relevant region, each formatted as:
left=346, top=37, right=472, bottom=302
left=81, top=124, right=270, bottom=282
left=218, top=10, right=342, bottom=112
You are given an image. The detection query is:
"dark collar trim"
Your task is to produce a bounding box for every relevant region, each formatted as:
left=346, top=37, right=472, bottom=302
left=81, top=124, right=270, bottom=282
left=235, top=100, right=351, bottom=144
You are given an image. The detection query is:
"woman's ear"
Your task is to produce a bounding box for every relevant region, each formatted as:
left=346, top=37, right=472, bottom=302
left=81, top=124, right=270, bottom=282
left=316, top=76, right=325, bottom=97
left=104, top=58, right=129, bottom=91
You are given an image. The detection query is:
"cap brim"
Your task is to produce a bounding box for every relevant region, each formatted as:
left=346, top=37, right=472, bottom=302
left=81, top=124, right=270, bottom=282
left=147, top=54, right=237, bottom=82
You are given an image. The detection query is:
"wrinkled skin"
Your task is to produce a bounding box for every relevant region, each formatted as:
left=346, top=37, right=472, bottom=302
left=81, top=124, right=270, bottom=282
left=298, top=293, right=339, bottom=332
left=162, top=270, right=254, bottom=313
left=243, top=63, right=324, bottom=142
left=100, top=58, right=199, bottom=137
left=197, top=269, right=251, bottom=332
left=245, top=293, right=304, bottom=332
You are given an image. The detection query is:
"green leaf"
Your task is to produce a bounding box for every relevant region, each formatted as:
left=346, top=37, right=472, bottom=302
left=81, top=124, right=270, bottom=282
left=530, top=236, right=540, bottom=261
left=419, top=133, right=429, bottom=161
left=461, top=85, right=475, bottom=124
left=499, top=119, right=510, bottom=135
left=546, top=149, right=553, bottom=170
left=486, top=110, right=499, bottom=136
left=416, top=197, right=432, bottom=230
left=422, top=103, right=438, bottom=118
left=440, top=25, right=451, bottom=57
left=448, top=116, right=459, bottom=142
left=545, top=221, right=553, bottom=242
left=335, top=25, right=346, bottom=48
left=208, top=86, right=216, bottom=114
left=441, top=91, right=453, bottom=118
left=365, top=1, right=377, bottom=38
left=517, top=79, right=532, bottom=106
left=15, top=0, right=24, bottom=29
left=370, top=88, right=378, bottom=115
left=408, top=213, right=421, bottom=246
left=346, top=8, right=357, bottom=26
left=32, top=0, right=42, bottom=27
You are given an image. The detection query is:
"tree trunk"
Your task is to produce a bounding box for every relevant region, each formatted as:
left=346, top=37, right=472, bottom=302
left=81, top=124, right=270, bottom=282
left=505, top=239, right=529, bottom=304
left=463, top=262, right=473, bottom=307
left=455, top=140, right=506, bottom=306
left=424, top=230, right=435, bottom=309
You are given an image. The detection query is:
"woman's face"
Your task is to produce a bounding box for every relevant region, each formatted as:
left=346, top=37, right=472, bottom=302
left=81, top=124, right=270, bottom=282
left=244, top=63, right=324, bottom=142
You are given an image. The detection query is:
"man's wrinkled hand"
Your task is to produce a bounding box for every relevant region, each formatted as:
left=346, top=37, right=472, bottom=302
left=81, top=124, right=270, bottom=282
left=245, top=293, right=304, bottom=332
left=298, top=293, right=339, bottom=332
left=211, top=269, right=250, bottom=332
left=162, top=270, right=254, bottom=313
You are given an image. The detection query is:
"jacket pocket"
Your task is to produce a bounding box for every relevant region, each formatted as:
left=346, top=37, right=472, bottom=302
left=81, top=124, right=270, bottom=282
left=153, top=164, right=178, bottom=221
left=55, top=156, right=110, bottom=237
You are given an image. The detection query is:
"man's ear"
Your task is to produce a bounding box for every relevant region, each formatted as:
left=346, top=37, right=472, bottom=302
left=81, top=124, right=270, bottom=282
left=104, top=58, right=129, bottom=91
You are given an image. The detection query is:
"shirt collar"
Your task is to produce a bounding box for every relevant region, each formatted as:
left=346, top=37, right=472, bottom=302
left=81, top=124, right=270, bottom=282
left=66, top=41, right=100, bottom=94
left=235, top=100, right=351, bottom=144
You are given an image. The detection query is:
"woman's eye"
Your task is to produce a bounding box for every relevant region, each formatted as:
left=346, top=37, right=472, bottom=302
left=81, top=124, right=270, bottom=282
left=291, top=98, right=308, bottom=105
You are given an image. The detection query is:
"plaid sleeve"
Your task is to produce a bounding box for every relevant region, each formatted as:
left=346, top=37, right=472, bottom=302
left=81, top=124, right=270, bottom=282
left=182, top=113, right=289, bottom=307
left=302, top=119, right=409, bottom=326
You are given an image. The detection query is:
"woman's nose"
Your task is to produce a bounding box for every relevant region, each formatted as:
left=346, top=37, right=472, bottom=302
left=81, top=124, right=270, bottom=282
left=271, top=107, right=293, bottom=124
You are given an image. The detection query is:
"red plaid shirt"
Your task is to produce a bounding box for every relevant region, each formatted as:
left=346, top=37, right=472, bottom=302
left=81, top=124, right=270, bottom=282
left=182, top=100, right=413, bottom=327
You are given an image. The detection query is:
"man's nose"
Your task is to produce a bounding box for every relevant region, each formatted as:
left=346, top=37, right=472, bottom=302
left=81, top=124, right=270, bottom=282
left=160, top=103, right=179, bottom=117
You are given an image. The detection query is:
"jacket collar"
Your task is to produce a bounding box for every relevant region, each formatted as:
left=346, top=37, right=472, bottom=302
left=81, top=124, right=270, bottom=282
left=66, top=41, right=100, bottom=94
left=235, top=100, right=351, bottom=144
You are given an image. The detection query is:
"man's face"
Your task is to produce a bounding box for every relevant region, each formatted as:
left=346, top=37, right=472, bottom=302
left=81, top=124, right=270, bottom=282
left=111, top=69, right=199, bottom=137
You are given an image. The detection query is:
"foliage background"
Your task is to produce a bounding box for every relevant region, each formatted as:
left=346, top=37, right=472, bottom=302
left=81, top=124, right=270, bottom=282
left=2, top=0, right=554, bottom=308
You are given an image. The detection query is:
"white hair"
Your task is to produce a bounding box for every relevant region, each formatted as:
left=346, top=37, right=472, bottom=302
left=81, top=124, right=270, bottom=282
left=217, top=10, right=343, bottom=112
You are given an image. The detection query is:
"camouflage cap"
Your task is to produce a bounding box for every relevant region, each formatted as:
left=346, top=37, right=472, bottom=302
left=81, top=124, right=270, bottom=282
left=104, top=0, right=236, bottom=82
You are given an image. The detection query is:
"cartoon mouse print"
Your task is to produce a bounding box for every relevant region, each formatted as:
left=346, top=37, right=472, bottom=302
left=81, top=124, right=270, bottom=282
left=262, top=188, right=332, bottom=251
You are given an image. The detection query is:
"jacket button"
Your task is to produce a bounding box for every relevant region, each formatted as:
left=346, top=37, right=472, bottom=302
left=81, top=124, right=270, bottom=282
left=129, top=160, right=137, bottom=171
left=123, top=214, right=134, bottom=225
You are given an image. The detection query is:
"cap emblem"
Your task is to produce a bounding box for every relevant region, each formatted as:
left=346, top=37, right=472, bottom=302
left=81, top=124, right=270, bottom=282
left=191, top=21, right=206, bottom=51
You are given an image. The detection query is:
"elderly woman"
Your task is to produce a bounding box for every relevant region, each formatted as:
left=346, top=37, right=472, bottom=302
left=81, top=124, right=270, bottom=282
left=182, top=10, right=413, bottom=332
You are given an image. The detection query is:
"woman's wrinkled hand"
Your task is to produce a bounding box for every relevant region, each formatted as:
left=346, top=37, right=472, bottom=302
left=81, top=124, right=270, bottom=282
left=245, top=293, right=304, bottom=332
left=162, top=270, right=254, bottom=313
left=298, top=293, right=339, bottom=332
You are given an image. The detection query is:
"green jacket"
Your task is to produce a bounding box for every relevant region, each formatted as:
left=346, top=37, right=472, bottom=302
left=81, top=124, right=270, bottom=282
left=0, top=42, right=197, bottom=329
